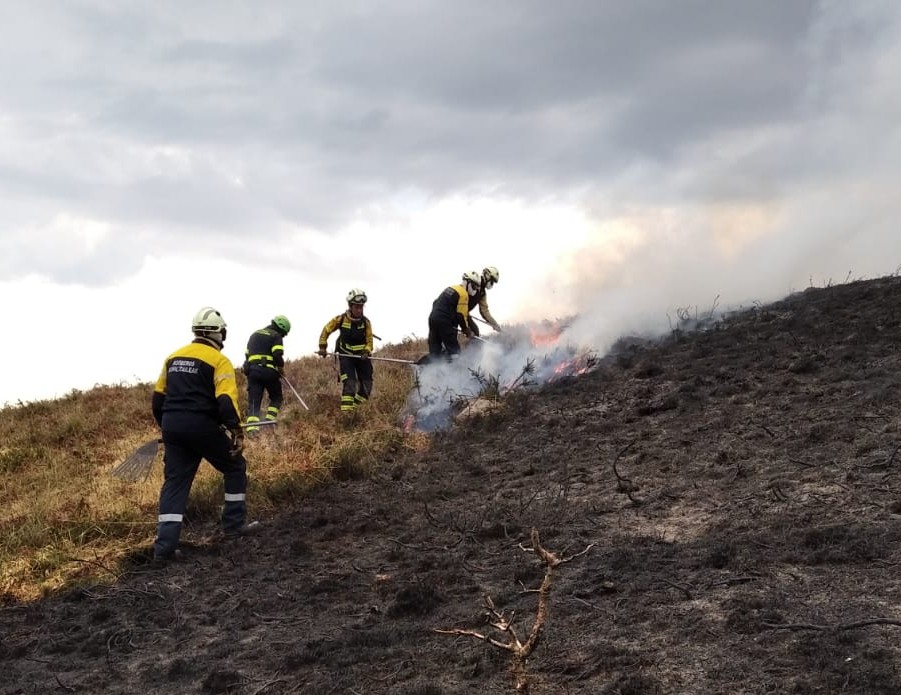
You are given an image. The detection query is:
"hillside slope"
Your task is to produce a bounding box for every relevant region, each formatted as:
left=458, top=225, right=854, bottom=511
left=5, top=275, right=901, bottom=694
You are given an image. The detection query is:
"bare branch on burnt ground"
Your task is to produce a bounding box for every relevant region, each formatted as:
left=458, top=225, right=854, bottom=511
left=435, top=527, right=594, bottom=693
left=886, top=443, right=901, bottom=468
left=422, top=499, right=494, bottom=543
left=606, top=441, right=643, bottom=505
left=764, top=617, right=901, bottom=632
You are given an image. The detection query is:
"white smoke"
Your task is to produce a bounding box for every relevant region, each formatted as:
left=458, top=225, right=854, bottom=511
left=402, top=325, right=601, bottom=431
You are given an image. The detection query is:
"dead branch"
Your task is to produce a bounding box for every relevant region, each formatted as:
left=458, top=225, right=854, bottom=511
left=54, top=676, right=76, bottom=693
left=662, top=579, right=694, bottom=600
left=607, top=441, right=642, bottom=505
left=435, top=527, right=594, bottom=693
left=887, top=444, right=901, bottom=468
left=764, top=617, right=901, bottom=632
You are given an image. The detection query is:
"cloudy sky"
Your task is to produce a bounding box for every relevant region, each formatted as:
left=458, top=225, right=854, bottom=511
left=2, top=0, right=900, bottom=405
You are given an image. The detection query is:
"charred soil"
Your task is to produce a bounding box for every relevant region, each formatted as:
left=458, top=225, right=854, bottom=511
left=6, top=276, right=901, bottom=694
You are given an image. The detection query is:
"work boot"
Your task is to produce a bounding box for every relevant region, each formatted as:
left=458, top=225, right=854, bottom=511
left=245, top=415, right=261, bottom=437
left=150, top=549, right=184, bottom=568
left=224, top=521, right=262, bottom=539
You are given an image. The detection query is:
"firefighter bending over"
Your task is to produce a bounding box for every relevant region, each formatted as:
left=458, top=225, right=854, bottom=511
left=427, top=271, right=480, bottom=360
left=467, top=266, right=502, bottom=337
left=243, top=315, right=291, bottom=435
left=318, top=289, right=374, bottom=413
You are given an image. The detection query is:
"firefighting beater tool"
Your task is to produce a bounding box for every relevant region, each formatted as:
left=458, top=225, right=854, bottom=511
left=281, top=376, right=310, bottom=410
left=325, top=352, right=417, bottom=365
left=458, top=330, right=488, bottom=343
left=112, top=421, right=279, bottom=482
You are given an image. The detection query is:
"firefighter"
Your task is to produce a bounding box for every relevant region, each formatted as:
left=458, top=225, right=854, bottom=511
left=427, top=271, right=480, bottom=360
left=243, top=315, right=291, bottom=435
left=151, top=307, right=260, bottom=566
left=317, top=289, right=374, bottom=413
left=466, top=265, right=502, bottom=337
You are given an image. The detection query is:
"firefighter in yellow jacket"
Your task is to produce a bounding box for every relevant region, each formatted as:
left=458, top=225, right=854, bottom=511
left=151, top=307, right=259, bottom=565
left=467, top=266, right=502, bottom=336
left=317, top=289, right=374, bottom=412
left=427, top=271, right=480, bottom=360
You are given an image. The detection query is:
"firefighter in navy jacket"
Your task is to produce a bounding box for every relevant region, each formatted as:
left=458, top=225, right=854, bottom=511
left=151, top=307, right=258, bottom=564
left=318, top=289, right=374, bottom=413
left=243, top=315, right=291, bottom=434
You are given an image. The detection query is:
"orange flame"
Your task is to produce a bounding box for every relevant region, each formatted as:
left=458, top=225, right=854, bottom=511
left=529, top=324, right=563, bottom=347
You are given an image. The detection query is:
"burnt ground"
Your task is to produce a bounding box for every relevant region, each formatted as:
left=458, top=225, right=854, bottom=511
left=6, top=275, right=901, bottom=694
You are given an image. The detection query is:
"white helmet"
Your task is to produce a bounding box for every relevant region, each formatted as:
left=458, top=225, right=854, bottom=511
left=191, top=306, right=227, bottom=346
left=346, top=288, right=367, bottom=305
left=482, top=266, right=500, bottom=288
left=462, top=270, right=481, bottom=296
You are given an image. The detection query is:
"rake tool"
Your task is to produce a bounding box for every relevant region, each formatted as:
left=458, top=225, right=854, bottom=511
left=325, top=352, right=418, bottom=365
left=282, top=376, right=310, bottom=410
left=111, top=421, right=279, bottom=482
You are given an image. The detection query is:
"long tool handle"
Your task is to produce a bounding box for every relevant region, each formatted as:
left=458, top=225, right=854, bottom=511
left=282, top=376, right=310, bottom=410
left=326, top=352, right=417, bottom=365
left=240, top=419, right=279, bottom=428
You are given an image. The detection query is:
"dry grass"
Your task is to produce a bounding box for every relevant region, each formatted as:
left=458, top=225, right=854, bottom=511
left=0, top=341, right=429, bottom=602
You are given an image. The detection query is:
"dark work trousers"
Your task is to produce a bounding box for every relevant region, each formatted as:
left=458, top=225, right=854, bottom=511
left=427, top=316, right=461, bottom=359
left=154, top=428, right=248, bottom=557
left=338, top=354, right=373, bottom=411
left=247, top=365, right=283, bottom=420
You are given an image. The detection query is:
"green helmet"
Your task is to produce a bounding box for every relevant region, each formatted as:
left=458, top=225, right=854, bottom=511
left=272, top=315, right=291, bottom=335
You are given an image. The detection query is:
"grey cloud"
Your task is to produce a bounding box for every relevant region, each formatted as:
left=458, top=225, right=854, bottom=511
left=0, top=230, right=146, bottom=286
left=1, top=0, right=899, bottom=288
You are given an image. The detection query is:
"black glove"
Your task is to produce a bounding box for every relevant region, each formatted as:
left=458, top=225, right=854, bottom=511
left=317, top=348, right=328, bottom=357
left=227, top=429, right=245, bottom=457
left=361, top=350, right=371, bottom=360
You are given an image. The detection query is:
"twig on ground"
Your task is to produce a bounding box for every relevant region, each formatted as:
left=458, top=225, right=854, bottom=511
left=662, top=579, right=694, bottom=600
left=764, top=617, right=901, bottom=632
left=887, top=444, right=901, bottom=468
left=607, top=441, right=642, bottom=505
left=248, top=677, right=287, bottom=695
left=435, top=527, right=594, bottom=693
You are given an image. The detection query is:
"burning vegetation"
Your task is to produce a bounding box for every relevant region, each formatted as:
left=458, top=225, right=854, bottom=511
left=401, top=318, right=599, bottom=433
